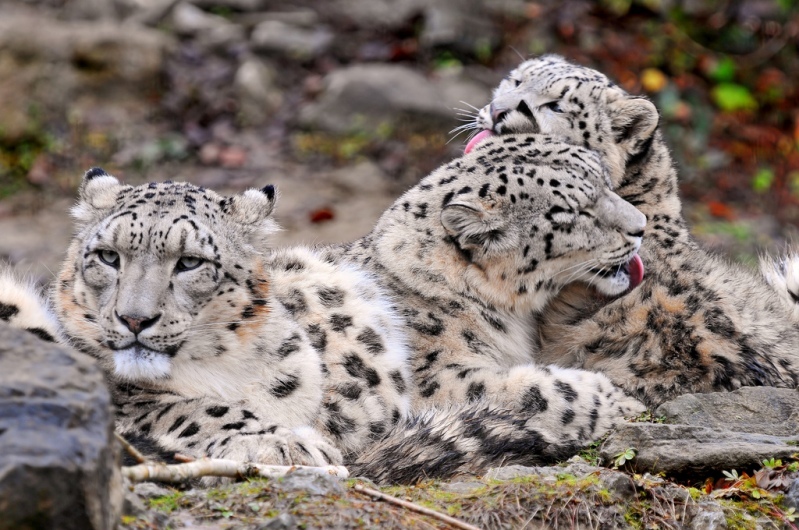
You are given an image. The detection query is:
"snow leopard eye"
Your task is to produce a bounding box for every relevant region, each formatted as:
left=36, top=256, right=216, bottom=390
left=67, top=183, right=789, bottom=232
left=544, top=101, right=564, bottom=113
left=99, top=249, right=120, bottom=268
left=175, top=256, right=203, bottom=272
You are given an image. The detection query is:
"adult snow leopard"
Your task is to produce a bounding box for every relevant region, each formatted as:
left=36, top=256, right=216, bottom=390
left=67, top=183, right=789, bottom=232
left=329, top=134, right=649, bottom=481
left=468, top=54, right=799, bottom=405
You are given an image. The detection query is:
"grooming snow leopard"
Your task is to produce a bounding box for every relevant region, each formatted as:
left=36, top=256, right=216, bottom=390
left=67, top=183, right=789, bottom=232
left=468, top=54, right=799, bottom=405
left=330, top=135, right=648, bottom=482
left=1, top=160, right=643, bottom=485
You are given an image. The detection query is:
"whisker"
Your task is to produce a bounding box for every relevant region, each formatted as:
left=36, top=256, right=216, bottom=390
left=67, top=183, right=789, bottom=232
left=459, top=100, right=482, bottom=112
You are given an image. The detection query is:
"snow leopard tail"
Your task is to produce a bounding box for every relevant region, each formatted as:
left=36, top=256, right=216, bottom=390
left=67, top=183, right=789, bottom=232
left=349, top=402, right=581, bottom=485
left=0, top=266, right=60, bottom=342
left=760, top=247, right=799, bottom=321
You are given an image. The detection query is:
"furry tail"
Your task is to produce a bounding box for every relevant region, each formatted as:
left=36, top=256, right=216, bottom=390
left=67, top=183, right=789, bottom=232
left=760, top=249, right=799, bottom=320
left=349, top=402, right=580, bottom=484
left=0, top=266, right=60, bottom=342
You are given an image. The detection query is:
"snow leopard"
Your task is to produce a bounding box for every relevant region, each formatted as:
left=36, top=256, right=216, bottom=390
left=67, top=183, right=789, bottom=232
left=468, top=54, right=799, bottom=406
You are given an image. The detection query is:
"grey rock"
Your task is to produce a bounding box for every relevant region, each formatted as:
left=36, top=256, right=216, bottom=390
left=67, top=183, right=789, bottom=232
left=418, top=1, right=500, bottom=54
left=328, top=0, right=420, bottom=29
left=0, top=14, right=171, bottom=141
left=597, top=471, right=636, bottom=501
left=785, top=478, right=799, bottom=510
left=235, top=57, right=283, bottom=125
left=299, top=65, right=489, bottom=134
left=133, top=481, right=173, bottom=499
left=257, top=513, right=299, bottom=530
left=440, top=481, right=484, bottom=494
left=171, top=2, right=234, bottom=35
left=251, top=20, right=333, bottom=60
left=656, top=387, right=799, bottom=436
left=273, top=469, right=345, bottom=496
left=330, top=0, right=499, bottom=53
left=689, top=501, right=728, bottom=530
left=233, top=10, right=319, bottom=29
left=484, top=465, right=541, bottom=481
left=600, top=423, right=799, bottom=476
left=0, top=322, right=121, bottom=530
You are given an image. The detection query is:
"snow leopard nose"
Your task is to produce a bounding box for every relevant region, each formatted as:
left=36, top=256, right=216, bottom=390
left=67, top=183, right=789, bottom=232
left=490, top=103, right=509, bottom=125
left=117, top=312, right=161, bottom=334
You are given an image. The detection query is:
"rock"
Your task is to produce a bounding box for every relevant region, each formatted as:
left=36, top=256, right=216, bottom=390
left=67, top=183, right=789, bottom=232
left=656, top=387, right=799, bottom=436
left=440, top=481, right=484, bottom=494
left=484, top=465, right=541, bottom=481
left=272, top=469, right=345, bottom=497
left=418, top=1, right=501, bottom=55
left=600, top=423, right=799, bottom=476
left=232, top=10, right=320, bottom=30
left=171, top=2, right=246, bottom=48
left=256, top=513, right=298, bottom=530
left=234, top=57, right=283, bottom=125
left=785, top=479, right=799, bottom=510
left=299, top=64, right=489, bottom=134
left=597, top=471, right=636, bottom=501
left=328, top=0, right=420, bottom=30
left=328, top=0, right=499, bottom=55
left=0, top=14, right=171, bottom=142
left=251, top=20, right=333, bottom=60
left=688, top=501, right=728, bottom=530
left=0, top=322, right=121, bottom=530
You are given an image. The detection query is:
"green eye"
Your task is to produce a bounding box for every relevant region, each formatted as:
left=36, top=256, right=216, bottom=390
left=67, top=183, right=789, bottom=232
left=99, top=250, right=120, bottom=268
left=175, top=256, right=203, bottom=272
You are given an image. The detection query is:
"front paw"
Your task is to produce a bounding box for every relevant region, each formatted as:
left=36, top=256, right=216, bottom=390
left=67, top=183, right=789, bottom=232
left=211, top=426, right=342, bottom=467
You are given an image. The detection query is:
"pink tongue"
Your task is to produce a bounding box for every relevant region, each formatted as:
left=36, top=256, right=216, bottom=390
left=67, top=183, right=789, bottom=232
left=464, top=130, right=494, bottom=154
left=628, top=254, right=644, bottom=290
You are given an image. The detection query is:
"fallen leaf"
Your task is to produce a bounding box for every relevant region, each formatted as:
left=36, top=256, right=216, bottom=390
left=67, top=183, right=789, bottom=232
left=310, top=207, right=335, bottom=223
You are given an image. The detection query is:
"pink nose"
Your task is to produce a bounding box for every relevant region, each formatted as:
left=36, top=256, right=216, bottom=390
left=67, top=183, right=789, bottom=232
left=116, top=313, right=160, bottom=334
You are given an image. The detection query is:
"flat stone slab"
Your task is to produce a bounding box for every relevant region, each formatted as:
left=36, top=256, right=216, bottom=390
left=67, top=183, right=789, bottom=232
left=655, top=386, right=799, bottom=436
left=0, top=322, right=121, bottom=530
left=601, top=388, right=799, bottom=476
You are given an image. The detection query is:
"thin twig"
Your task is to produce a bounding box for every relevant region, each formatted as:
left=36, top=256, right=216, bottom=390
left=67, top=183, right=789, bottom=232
left=122, top=459, right=349, bottom=483
left=353, top=484, right=481, bottom=530
left=115, top=432, right=148, bottom=464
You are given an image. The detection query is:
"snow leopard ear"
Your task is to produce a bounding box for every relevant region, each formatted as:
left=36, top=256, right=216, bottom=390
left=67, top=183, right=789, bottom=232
left=72, top=167, right=126, bottom=226
left=226, top=185, right=280, bottom=245
left=607, top=94, right=659, bottom=157
left=441, top=202, right=511, bottom=254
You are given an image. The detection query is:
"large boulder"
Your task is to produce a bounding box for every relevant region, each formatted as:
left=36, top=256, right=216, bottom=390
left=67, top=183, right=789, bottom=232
left=0, top=322, right=121, bottom=530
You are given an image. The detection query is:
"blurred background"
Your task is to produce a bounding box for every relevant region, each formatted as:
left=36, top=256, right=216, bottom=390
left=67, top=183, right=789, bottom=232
left=0, top=0, right=798, bottom=282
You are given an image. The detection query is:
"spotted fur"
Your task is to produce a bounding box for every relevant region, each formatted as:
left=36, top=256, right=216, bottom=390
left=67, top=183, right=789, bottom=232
left=475, top=55, right=799, bottom=405
left=329, top=135, right=647, bottom=482
left=24, top=169, right=414, bottom=480
left=3, top=161, right=649, bottom=484
left=0, top=268, right=60, bottom=343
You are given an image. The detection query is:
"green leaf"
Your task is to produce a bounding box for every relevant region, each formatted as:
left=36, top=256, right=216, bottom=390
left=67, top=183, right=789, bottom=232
left=709, top=57, right=736, bottom=83
left=752, top=168, right=775, bottom=193
left=712, top=83, right=758, bottom=112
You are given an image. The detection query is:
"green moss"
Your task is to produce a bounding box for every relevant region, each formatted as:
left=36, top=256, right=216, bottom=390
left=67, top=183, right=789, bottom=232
left=148, top=490, right=185, bottom=513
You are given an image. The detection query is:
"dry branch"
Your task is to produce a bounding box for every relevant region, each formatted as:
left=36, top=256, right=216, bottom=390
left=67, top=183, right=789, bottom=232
left=122, top=459, right=349, bottom=483
left=115, top=432, right=148, bottom=464
left=353, top=484, right=481, bottom=530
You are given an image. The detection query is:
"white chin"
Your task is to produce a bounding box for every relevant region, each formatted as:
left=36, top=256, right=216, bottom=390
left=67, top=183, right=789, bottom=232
left=595, top=272, right=630, bottom=296
left=113, top=347, right=171, bottom=381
